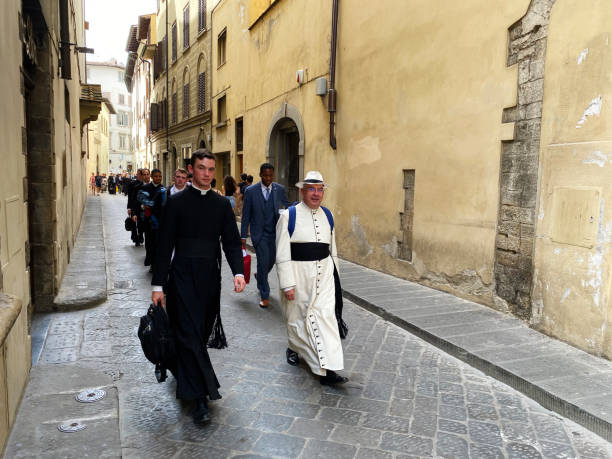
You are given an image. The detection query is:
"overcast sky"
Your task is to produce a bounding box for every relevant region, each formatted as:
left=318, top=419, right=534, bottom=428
left=85, top=0, right=157, bottom=66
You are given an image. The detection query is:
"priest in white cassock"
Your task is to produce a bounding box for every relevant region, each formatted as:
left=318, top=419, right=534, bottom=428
left=275, top=171, right=349, bottom=386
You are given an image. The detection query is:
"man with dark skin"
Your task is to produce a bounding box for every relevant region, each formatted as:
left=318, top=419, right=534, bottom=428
left=240, top=163, right=289, bottom=308
left=127, top=169, right=145, bottom=246
left=140, top=169, right=166, bottom=270
left=152, top=150, right=245, bottom=425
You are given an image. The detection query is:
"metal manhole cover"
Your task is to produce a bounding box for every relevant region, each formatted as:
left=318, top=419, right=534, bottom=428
left=58, top=421, right=87, bottom=433
left=75, top=388, right=106, bottom=403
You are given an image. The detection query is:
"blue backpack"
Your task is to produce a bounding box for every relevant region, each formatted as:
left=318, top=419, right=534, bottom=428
left=288, top=205, right=334, bottom=237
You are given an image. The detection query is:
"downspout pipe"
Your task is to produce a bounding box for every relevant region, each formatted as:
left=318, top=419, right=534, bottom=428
left=165, top=0, right=169, bottom=156
left=328, top=0, right=339, bottom=150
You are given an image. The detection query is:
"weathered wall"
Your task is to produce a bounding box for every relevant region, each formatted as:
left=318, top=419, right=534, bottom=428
left=87, top=102, right=111, bottom=179
left=0, top=0, right=31, bottom=453
left=331, top=0, right=530, bottom=305
left=532, top=0, right=612, bottom=358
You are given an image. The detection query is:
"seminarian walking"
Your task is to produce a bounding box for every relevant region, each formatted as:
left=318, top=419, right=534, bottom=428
left=152, top=150, right=246, bottom=425
left=240, top=163, right=289, bottom=308
left=275, top=171, right=348, bottom=386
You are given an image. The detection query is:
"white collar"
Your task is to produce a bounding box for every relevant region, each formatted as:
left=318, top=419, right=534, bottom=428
left=191, top=183, right=211, bottom=195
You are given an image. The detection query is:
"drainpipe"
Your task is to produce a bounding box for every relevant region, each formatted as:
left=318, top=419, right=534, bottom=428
left=328, top=0, right=339, bottom=150
left=210, top=0, right=223, bottom=153
left=165, top=0, right=169, bottom=156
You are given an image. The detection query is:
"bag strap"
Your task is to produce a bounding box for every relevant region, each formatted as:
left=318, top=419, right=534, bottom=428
left=288, top=205, right=334, bottom=237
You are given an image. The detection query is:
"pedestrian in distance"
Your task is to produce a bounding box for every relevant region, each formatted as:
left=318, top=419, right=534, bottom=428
left=151, top=149, right=246, bottom=425
left=240, top=163, right=290, bottom=308
left=127, top=169, right=147, bottom=247
left=95, top=173, right=102, bottom=195
left=139, top=169, right=166, bottom=271
left=275, top=171, right=348, bottom=386
left=169, top=168, right=189, bottom=195
left=108, top=173, right=116, bottom=195
left=223, top=175, right=238, bottom=211
left=89, top=172, right=96, bottom=194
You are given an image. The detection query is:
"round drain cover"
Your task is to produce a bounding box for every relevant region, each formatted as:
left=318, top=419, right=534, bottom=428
left=75, top=388, right=106, bottom=403
left=58, top=421, right=87, bottom=433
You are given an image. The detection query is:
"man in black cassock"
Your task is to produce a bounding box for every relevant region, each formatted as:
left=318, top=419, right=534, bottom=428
left=152, top=150, right=246, bottom=425
left=127, top=169, right=147, bottom=246
left=139, top=169, right=167, bottom=271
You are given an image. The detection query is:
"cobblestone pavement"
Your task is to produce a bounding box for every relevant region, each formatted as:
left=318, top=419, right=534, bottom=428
left=31, top=195, right=612, bottom=458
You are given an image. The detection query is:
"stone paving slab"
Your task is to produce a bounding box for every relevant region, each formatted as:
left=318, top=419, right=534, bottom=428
left=339, top=258, right=612, bottom=442
left=53, top=196, right=107, bottom=310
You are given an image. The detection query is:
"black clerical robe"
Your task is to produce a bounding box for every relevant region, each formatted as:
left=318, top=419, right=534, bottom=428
left=152, top=185, right=243, bottom=401
left=140, top=182, right=167, bottom=267
left=127, top=179, right=144, bottom=244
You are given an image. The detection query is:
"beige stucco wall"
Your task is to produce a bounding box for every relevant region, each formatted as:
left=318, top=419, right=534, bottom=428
left=215, top=0, right=530, bottom=305
left=0, top=0, right=31, bottom=453
left=532, top=0, right=612, bottom=358
left=87, top=102, right=111, bottom=178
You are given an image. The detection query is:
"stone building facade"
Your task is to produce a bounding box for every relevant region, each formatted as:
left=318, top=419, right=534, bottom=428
left=150, top=0, right=213, bottom=186
left=86, top=99, right=115, bottom=180
left=0, top=0, right=100, bottom=453
left=210, top=0, right=612, bottom=360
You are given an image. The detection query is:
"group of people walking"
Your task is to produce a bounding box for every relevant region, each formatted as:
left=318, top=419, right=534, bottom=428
left=90, top=172, right=131, bottom=196
left=127, top=149, right=348, bottom=425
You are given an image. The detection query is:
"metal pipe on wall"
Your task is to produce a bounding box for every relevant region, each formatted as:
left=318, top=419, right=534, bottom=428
left=328, top=0, right=339, bottom=150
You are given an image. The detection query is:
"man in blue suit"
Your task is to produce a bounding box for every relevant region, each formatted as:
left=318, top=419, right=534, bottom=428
left=241, top=163, right=290, bottom=307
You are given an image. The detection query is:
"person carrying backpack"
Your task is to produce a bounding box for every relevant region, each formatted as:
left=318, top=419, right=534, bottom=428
left=275, top=171, right=348, bottom=386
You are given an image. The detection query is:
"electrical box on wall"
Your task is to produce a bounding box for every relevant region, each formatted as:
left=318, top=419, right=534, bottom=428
left=315, top=77, right=327, bottom=96
left=296, top=69, right=305, bottom=85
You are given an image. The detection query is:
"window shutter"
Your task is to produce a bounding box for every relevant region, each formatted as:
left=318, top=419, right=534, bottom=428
left=183, top=7, right=190, bottom=49
left=198, top=0, right=207, bottom=32
left=154, top=43, right=161, bottom=80
left=198, top=72, right=206, bottom=113
left=150, top=102, right=159, bottom=132
left=172, top=93, right=177, bottom=124
left=183, top=84, right=190, bottom=120
left=172, top=23, right=177, bottom=62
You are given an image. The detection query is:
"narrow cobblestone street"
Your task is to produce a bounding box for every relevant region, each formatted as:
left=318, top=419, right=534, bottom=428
left=9, top=195, right=612, bottom=458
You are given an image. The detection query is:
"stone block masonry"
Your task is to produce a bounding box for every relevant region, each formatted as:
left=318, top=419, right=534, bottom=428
left=495, top=0, right=556, bottom=319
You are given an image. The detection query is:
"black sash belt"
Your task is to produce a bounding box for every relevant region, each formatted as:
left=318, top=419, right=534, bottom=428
left=174, top=238, right=219, bottom=258
left=290, top=242, right=330, bottom=261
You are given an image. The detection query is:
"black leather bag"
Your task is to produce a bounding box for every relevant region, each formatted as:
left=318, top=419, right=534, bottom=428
left=124, top=217, right=135, bottom=232
left=137, top=304, right=176, bottom=382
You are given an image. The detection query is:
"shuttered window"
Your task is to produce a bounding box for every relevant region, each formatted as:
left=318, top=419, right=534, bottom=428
left=150, top=102, right=159, bottom=131
left=154, top=42, right=162, bottom=79
left=171, top=22, right=177, bottom=62
left=183, top=83, right=190, bottom=120
left=197, top=72, right=206, bottom=113
left=183, top=5, right=190, bottom=49
left=236, top=117, right=243, bottom=151
left=198, top=0, right=207, bottom=32
left=172, top=93, right=177, bottom=124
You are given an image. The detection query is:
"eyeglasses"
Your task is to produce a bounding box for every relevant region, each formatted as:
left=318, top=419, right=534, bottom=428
left=305, top=187, right=324, bottom=193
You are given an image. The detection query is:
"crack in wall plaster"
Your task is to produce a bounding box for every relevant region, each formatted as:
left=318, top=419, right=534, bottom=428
left=576, top=95, right=602, bottom=128
left=422, top=269, right=492, bottom=298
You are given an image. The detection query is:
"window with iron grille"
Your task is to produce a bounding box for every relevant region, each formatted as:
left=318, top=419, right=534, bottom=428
left=183, top=5, right=190, bottom=49
left=172, top=93, right=177, bottom=124
left=171, top=22, right=177, bottom=62
left=198, top=0, right=206, bottom=32
left=235, top=117, right=243, bottom=151
left=197, top=72, right=206, bottom=113
left=183, top=83, right=190, bottom=120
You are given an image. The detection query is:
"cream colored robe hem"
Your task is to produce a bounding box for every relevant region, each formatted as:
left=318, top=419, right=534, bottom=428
left=276, top=202, right=343, bottom=376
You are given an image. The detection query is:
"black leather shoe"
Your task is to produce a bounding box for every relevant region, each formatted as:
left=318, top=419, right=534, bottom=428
left=320, top=370, right=349, bottom=386
left=192, top=399, right=210, bottom=424
left=286, top=348, right=299, bottom=366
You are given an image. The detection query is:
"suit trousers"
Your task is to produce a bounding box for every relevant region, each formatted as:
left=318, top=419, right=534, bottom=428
left=255, top=236, right=276, bottom=300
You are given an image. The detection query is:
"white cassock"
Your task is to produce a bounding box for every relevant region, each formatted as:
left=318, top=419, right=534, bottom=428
left=275, top=202, right=344, bottom=376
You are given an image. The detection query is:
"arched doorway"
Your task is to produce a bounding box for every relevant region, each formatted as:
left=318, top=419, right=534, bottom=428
left=266, top=102, right=305, bottom=204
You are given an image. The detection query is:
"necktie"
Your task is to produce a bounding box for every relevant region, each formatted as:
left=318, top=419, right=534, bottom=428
left=265, top=188, right=270, bottom=201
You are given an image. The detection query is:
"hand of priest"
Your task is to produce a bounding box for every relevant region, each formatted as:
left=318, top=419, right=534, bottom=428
left=152, top=290, right=165, bottom=307
left=234, top=275, right=246, bottom=293
left=284, top=289, right=295, bottom=301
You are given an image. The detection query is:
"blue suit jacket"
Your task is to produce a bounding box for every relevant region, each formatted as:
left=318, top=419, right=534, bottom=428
left=240, top=181, right=290, bottom=245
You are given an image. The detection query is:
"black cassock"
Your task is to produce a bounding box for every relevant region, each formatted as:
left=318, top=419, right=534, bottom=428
left=152, top=185, right=243, bottom=401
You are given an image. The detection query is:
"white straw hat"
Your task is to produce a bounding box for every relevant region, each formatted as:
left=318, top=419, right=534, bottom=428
left=296, top=171, right=328, bottom=189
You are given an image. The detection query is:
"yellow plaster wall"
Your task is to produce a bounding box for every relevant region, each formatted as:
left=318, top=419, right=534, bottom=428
left=533, top=0, right=612, bottom=357
left=332, top=0, right=530, bottom=302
